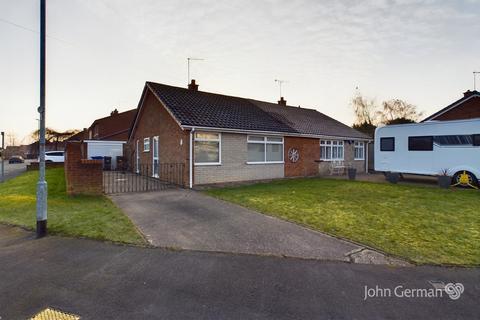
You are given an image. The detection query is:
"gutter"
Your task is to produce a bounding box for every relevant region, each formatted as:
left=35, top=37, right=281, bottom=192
left=182, top=125, right=371, bottom=142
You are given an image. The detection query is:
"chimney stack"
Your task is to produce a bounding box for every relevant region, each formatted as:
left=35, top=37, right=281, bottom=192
left=188, top=79, right=199, bottom=91
left=278, top=97, right=287, bottom=106
left=463, top=90, right=479, bottom=98
left=110, top=109, right=119, bottom=116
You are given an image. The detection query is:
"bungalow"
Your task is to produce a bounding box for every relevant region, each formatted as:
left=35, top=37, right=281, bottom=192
left=128, top=80, right=371, bottom=187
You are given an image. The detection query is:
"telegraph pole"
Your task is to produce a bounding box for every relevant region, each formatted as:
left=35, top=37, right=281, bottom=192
left=36, top=0, right=47, bottom=238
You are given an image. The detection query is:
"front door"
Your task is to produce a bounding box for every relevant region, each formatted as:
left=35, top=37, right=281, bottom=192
left=152, top=136, right=159, bottom=178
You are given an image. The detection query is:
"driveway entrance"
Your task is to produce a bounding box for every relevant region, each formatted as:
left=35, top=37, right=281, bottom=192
left=110, top=189, right=405, bottom=264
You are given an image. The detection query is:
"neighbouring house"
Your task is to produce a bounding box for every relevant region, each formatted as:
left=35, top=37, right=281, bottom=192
left=79, top=108, right=136, bottom=169
left=127, top=80, right=370, bottom=187
left=422, top=90, right=480, bottom=122
left=3, top=145, right=29, bottom=159
left=87, top=108, right=136, bottom=141
left=67, top=128, right=88, bottom=141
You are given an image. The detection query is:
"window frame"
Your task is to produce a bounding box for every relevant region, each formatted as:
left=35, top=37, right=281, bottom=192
left=194, top=132, right=222, bottom=166
left=320, top=140, right=344, bottom=161
left=354, top=141, right=365, bottom=160
left=152, top=136, right=159, bottom=178
left=246, top=135, right=284, bottom=164
left=143, top=137, right=150, bottom=152
left=408, top=136, right=433, bottom=151
left=380, top=137, right=395, bottom=152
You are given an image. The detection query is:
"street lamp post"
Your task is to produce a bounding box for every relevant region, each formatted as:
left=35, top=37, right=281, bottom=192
left=1, top=131, right=4, bottom=182
left=36, top=0, right=47, bottom=238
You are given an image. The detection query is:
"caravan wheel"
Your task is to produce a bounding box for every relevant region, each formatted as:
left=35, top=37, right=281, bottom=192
left=453, top=171, right=478, bottom=187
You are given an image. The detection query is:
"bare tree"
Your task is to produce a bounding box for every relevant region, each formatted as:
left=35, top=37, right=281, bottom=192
left=6, top=131, right=17, bottom=146
left=351, top=94, right=380, bottom=126
left=380, top=99, right=423, bottom=125
left=30, top=128, right=79, bottom=150
left=351, top=93, right=380, bottom=136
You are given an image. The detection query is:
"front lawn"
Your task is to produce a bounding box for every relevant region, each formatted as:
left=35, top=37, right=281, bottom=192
left=206, top=178, right=480, bottom=265
left=0, top=168, right=145, bottom=245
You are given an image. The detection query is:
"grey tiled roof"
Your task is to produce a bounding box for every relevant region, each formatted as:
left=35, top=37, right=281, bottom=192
left=146, top=81, right=370, bottom=139
left=250, top=99, right=370, bottom=139
left=147, top=82, right=296, bottom=133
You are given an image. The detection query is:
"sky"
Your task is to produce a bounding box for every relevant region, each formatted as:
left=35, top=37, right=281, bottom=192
left=1, top=0, right=479, bottom=146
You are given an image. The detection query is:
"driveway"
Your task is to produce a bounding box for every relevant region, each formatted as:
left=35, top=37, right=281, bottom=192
left=1, top=225, right=479, bottom=320
left=110, top=189, right=405, bottom=264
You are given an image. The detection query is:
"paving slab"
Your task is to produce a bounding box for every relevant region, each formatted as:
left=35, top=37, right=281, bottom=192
left=110, top=189, right=404, bottom=264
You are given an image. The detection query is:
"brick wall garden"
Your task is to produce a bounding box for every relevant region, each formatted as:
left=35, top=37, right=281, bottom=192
left=64, top=142, right=103, bottom=195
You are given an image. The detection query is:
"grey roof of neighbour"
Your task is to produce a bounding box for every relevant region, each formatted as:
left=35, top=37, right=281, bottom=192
left=250, top=99, right=370, bottom=139
left=145, top=81, right=370, bottom=139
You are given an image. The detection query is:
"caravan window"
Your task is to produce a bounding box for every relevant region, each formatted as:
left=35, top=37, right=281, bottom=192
left=472, top=134, right=480, bottom=147
left=434, top=135, right=473, bottom=146
left=408, top=136, right=433, bottom=151
left=473, top=134, right=480, bottom=146
left=380, top=137, right=395, bottom=151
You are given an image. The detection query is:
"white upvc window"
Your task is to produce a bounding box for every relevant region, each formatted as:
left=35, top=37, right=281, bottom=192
left=247, top=136, right=284, bottom=164
left=143, top=137, right=150, bottom=152
left=354, top=141, right=365, bottom=160
left=320, top=140, right=344, bottom=161
left=194, top=132, right=221, bottom=165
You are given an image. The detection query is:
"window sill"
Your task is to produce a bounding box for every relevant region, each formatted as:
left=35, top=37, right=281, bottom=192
left=143, top=150, right=150, bottom=153
left=194, top=162, right=222, bottom=166
left=318, top=159, right=344, bottom=162
left=246, top=161, right=284, bottom=165
left=354, top=158, right=365, bottom=161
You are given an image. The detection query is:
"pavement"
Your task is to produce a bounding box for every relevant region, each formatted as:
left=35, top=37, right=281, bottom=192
left=0, top=225, right=479, bottom=320
left=0, top=160, right=28, bottom=182
left=110, top=189, right=406, bottom=265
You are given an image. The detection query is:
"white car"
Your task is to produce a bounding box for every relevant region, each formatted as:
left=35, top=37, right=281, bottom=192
left=43, top=151, right=65, bottom=163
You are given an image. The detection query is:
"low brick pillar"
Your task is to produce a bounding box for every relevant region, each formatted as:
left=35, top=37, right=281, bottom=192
left=65, top=142, right=103, bottom=196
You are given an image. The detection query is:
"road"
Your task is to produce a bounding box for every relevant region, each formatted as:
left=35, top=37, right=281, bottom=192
left=0, top=160, right=28, bottom=182
left=0, top=225, right=478, bottom=320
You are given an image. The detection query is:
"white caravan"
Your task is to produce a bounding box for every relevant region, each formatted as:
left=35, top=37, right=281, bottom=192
left=374, top=118, right=480, bottom=186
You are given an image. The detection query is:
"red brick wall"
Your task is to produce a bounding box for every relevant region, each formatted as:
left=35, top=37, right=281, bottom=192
left=128, top=89, right=190, bottom=186
left=433, top=97, right=480, bottom=121
left=64, top=142, right=103, bottom=195
left=284, top=137, right=320, bottom=177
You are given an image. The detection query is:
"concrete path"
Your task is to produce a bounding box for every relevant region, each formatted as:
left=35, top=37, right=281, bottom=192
left=0, top=225, right=478, bottom=320
left=110, top=189, right=406, bottom=264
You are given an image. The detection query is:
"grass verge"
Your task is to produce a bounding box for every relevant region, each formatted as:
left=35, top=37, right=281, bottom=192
left=0, top=167, right=145, bottom=245
left=206, top=178, right=480, bottom=265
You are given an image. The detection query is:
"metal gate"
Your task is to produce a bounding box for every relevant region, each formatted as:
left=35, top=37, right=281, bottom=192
left=103, top=163, right=184, bottom=194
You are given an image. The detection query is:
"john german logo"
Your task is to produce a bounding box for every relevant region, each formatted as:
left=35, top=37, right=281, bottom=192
left=364, top=282, right=464, bottom=300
